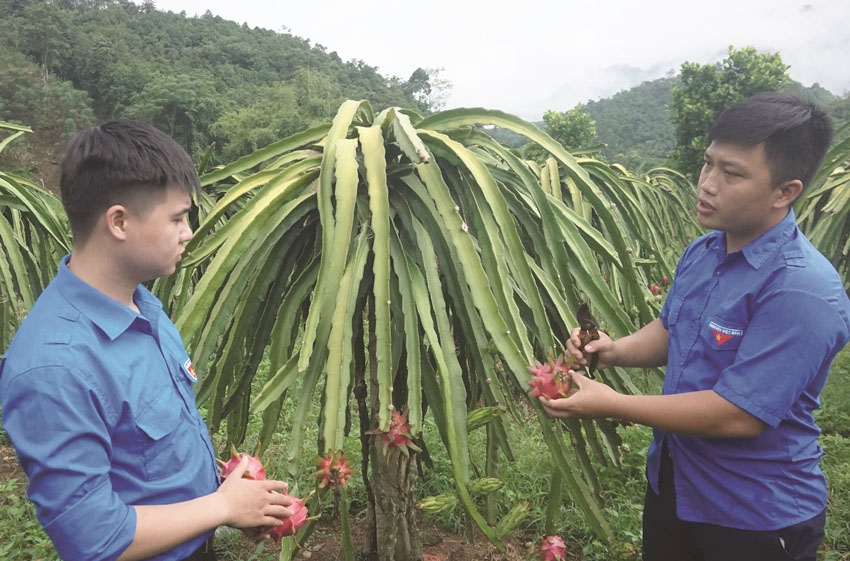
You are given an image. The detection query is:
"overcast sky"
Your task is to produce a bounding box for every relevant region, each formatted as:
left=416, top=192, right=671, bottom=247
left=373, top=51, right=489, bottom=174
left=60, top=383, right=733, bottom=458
left=152, top=0, right=850, bottom=120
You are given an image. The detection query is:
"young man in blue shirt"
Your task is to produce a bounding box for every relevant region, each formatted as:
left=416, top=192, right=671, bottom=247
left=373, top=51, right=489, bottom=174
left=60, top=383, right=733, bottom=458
left=0, top=120, right=293, bottom=561
left=542, top=93, right=850, bottom=560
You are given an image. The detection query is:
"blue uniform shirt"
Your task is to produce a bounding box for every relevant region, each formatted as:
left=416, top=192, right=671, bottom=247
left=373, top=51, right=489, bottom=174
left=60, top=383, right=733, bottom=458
left=0, top=256, right=219, bottom=561
left=654, top=210, right=850, bottom=530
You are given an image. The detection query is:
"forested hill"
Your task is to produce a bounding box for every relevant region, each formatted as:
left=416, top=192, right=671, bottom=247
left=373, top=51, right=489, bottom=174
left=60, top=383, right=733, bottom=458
left=583, top=77, right=676, bottom=167
left=489, top=76, right=849, bottom=170
left=0, top=0, right=433, bottom=173
left=3, top=1, right=849, bottom=182
left=584, top=77, right=848, bottom=169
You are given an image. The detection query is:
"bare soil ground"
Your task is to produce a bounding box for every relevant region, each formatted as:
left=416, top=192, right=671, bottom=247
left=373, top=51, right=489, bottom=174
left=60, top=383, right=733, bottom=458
left=254, top=518, right=538, bottom=561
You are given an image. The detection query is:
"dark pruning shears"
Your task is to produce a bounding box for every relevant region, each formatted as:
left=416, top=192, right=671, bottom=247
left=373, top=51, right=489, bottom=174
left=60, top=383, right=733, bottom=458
left=575, top=302, right=601, bottom=377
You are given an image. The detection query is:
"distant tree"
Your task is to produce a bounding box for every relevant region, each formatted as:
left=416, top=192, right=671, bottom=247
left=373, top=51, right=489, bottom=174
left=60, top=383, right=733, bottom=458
left=291, top=68, right=343, bottom=121
left=669, top=46, right=791, bottom=176
left=123, top=71, right=226, bottom=158
left=786, top=82, right=839, bottom=107
left=209, top=82, right=308, bottom=162
left=0, top=0, right=429, bottom=143
left=825, top=92, right=850, bottom=129
left=524, top=105, right=596, bottom=162
left=403, top=67, right=452, bottom=113
left=14, top=0, right=71, bottom=84
left=403, top=68, right=430, bottom=104
left=0, top=46, right=94, bottom=146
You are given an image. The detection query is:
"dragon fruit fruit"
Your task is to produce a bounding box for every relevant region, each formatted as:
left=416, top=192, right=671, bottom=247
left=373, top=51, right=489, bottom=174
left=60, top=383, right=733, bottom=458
left=539, top=535, right=568, bottom=561
left=528, top=358, right=573, bottom=399
left=262, top=494, right=309, bottom=541
left=218, top=451, right=267, bottom=480
left=314, top=452, right=353, bottom=488
left=218, top=449, right=310, bottom=541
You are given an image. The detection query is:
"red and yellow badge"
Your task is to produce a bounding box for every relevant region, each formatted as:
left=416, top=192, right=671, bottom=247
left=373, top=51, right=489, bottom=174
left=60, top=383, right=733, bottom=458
left=709, top=320, right=743, bottom=346
left=183, top=358, right=198, bottom=381
left=713, top=330, right=734, bottom=345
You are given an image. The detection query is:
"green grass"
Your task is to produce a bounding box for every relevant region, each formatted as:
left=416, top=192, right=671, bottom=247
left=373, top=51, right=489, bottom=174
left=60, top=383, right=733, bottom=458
left=2, top=349, right=850, bottom=560
left=415, top=393, right=653, bottom=560
left=819, top=346, right=850, bottom=560
left=0, top=425, right=59, bottom=561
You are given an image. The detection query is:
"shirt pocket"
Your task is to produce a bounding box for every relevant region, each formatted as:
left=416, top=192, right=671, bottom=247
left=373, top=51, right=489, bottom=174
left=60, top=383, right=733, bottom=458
left=702, top=317, right=746, bottom=352
left=135, top=389, right=184, bottom=481
left=664, top=294, right=685, bottom=327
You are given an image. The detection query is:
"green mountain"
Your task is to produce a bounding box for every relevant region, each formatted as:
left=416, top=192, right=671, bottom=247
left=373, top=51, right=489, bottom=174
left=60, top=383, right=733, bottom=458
left=2, top=0, right=848, bottom=177
left=584, top=77, right=677, bottom=169
left=492, top=77, right=849, bottom=171
left=0, top=0, right=431, bottom=169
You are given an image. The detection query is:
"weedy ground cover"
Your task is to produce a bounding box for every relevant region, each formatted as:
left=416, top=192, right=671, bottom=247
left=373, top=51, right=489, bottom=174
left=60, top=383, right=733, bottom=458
left=1, top=349, right=849, bottom=560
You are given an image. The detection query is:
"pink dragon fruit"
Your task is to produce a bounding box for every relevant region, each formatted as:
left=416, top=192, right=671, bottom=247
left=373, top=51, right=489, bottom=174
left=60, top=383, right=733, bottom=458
left=217, top=451, right=267, bottom=480
left=528, top=359, right=573, bottom=400
left=218, top=449, right=310, bottom=541
left=262, top=494, right=309, bottom=541
left=540, top=535, right=568, bottom=561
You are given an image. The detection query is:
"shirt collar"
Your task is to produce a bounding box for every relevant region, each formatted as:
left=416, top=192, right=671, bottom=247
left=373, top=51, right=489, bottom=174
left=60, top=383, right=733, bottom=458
left=704, top=210, right=797, bottom=270
left=56, top=255, right=163, bottom=340
left=739, top=210, right=797, bottom=269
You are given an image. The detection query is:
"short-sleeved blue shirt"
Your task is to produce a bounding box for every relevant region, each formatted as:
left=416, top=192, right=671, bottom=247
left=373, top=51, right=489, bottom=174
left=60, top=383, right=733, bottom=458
left=0, top=256, right=219, bottom=561
left=654, top=210, right=850, bottom=530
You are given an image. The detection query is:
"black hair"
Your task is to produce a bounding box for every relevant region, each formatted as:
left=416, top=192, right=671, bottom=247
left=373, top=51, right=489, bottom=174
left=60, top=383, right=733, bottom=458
left=59, top=119, right=201, bottom=244
left=708, top=92, right=833, bottom=191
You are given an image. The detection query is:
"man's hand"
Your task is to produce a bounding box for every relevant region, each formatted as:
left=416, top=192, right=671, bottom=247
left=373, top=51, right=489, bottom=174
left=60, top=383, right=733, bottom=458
left=566, top=328, right=615, bottom=371
left=567, top=317, right=669, bottom=371
left=216, top=455, right=293, bottom=529
left=120, top=455, right=296, bottom=561
left=539, top=369, right=620, bottom=419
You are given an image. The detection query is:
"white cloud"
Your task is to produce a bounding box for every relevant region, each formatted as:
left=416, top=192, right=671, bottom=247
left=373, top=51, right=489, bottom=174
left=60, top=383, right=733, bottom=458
left=154, top=0, right=850, bottom=120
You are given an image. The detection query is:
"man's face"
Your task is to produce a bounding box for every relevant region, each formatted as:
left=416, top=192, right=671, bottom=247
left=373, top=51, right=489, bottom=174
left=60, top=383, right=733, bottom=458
left=696, top=141, right=784, bottom=253
left=123, top=186, right=193, bottom=282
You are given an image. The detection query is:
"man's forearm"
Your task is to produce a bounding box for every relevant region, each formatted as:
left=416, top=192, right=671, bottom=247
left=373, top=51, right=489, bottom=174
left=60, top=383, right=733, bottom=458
left=116, top=494, right=227, bottom=561
left=609, top=318, right=669, bottom=368
left=606, top=389, right=767, bottom=438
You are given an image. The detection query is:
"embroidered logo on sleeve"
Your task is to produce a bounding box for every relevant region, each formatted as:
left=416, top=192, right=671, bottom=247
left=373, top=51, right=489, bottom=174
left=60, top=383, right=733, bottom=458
left=709, top=321, right=744, bottom=346
left=183, top=358, right=198, bottom=381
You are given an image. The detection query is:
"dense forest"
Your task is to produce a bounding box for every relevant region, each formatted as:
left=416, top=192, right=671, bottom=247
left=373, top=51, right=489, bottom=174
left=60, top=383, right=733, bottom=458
left=2, top=0, right=850, bottom=181
left=0, top=0, right=439, bottom=182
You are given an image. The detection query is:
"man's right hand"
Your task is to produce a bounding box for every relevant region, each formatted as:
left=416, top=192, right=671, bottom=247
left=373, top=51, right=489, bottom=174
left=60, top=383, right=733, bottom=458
left=566, top=327, right=615, bottom=371
left=216, top=455, right=293, bottom=529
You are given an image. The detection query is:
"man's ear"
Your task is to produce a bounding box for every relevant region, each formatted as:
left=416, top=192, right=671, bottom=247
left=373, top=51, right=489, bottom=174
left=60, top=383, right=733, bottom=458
left=104, top=204, right=130, bottom=241
left=774, top=179, right=804, bottom=208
